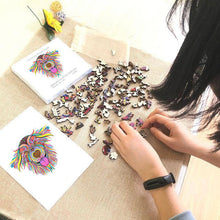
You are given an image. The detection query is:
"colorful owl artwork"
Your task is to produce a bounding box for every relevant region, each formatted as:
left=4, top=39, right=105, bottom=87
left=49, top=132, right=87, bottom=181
left=30, top=50, right=62, bottom=78
left=10, top=126, right=57, bottom=175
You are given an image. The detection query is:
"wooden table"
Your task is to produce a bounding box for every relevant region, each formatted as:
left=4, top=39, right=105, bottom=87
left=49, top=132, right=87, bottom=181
left=0, top=19, right=190, bottom=220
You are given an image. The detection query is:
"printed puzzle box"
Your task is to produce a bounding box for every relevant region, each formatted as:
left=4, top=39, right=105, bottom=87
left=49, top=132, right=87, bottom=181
left=11, top=38, right=92, bottom=104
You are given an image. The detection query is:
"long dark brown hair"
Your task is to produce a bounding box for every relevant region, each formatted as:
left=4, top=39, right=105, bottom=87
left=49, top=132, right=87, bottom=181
left=151, top=0, right=220, bottom=151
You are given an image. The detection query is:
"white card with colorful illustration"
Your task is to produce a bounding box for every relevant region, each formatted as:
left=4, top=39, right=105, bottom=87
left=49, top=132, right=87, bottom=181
left=11, top=38, right=92, bottom=104
left=0, top=106, right=93, bottom=210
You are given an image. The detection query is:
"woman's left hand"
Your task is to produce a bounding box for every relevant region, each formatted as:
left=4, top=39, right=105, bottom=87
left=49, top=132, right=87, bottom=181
left=111, top=121, right=168, bottom=181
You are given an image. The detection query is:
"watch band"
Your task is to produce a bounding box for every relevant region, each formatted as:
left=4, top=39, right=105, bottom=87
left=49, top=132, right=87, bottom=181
left=143, top=172, right=175, bottom=190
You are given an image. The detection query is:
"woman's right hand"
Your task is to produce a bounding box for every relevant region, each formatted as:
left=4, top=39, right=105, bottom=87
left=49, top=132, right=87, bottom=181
left=142, top=108, right=198, bottom=155
left=111, top=121, right=168, bottom=181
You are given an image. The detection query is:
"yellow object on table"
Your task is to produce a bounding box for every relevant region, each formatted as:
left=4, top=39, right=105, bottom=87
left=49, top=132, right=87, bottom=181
left=50, top=1, right=62, bottom=13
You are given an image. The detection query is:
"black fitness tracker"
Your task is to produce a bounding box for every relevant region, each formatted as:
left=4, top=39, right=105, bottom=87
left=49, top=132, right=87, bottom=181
left=143, top=172, right=175, bottom=190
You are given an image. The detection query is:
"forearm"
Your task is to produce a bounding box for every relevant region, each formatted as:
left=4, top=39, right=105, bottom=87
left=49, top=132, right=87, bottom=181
left=189, top=141, right=220, bottom=167
left=150, top=185, right=184, bottom=220
left=140, top=167, right=185, bottom=220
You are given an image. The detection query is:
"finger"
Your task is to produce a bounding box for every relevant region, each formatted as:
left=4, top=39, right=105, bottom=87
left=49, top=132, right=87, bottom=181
left=142, top=114, right=173, bottom=130
left=142, top=108, right=169, bottom=128
left=119, top=121, right=136, bottom=135
left=110, top=133, right=126, bottom=158
left=112, top=141, right=126, bottom=159
left=110, top=132, right=121, bottom=148
left=147, top=108, right=169, bottom=118
left=150, top=127, right=171, bottom=145
left=111, top=122, right=127, bottom=139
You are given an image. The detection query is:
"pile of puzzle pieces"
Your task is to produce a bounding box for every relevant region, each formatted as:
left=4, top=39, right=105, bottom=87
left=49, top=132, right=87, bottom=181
left=45, top=60, right=153, bottom=160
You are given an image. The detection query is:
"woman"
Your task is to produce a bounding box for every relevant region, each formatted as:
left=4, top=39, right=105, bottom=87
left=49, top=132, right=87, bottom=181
left=111, top=0, right=220, bottom=219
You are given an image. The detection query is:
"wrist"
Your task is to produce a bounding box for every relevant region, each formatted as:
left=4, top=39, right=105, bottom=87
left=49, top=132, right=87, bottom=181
left=184, top=135, right=210, bottom=156
left=188, top=138, right=211, bottom=158
left=139, top=164, right=168, bottom=182
left=190, top=140, right=220, bottom=167
left=143, top=173, right=175, bottom=190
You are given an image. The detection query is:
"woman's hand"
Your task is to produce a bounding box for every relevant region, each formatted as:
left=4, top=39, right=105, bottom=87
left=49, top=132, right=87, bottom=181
left=142, top=108, right=198, bottom=155
left=111, top=119, right=187, bottom=220
left=111, top=121, right=168, bottom=181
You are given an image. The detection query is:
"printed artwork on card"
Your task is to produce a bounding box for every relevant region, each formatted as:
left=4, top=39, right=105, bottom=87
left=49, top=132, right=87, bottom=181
left=10, top=126, right=57, bottom=175
left=0, top=107, right=93, bottom=210
left=30, top=50, right=63, bottom=78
